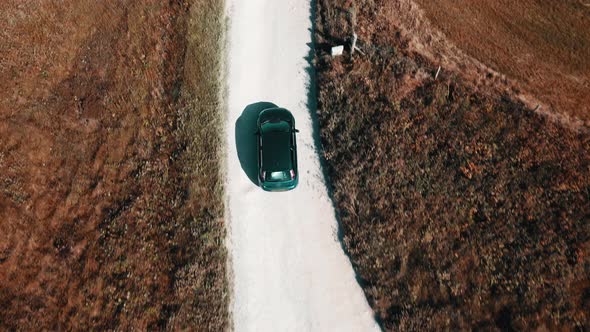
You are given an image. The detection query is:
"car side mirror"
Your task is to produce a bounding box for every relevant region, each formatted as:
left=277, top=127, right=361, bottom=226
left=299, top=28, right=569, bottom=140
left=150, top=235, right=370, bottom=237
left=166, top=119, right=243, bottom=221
left=294, top=129, right=300, bottom=133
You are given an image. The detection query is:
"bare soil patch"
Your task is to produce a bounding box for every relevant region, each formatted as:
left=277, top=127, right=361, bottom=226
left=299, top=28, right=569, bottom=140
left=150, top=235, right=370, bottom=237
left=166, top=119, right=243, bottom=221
left=314, top=0, right=590, bottom=330
left=0, top=1, right=227, bottom=330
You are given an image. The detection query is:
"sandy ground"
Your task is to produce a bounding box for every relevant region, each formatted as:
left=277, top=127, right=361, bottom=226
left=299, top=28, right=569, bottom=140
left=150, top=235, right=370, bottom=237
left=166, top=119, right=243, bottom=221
left=224, top=0, right=379, bottom=331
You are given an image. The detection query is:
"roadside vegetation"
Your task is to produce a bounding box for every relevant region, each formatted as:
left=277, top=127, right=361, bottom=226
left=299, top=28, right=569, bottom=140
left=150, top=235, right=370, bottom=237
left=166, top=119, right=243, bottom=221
left=0, top=0, right=227, bottom=330
left=314, top=0, right=590, bottom=330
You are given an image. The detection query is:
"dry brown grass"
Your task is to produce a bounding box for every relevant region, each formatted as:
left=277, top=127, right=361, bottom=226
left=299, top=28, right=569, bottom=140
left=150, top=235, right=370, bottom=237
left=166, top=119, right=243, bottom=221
left=386, top=0, right=590, bottom=129
left=402, top=0, right=590, bottom=126
left=0, top=0, right=227, bottom=330
left=314, top=0, right=590, bottom=330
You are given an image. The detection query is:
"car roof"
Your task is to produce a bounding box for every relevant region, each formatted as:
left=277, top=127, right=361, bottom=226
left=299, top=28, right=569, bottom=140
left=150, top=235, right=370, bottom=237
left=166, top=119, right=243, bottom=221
left=261, top=122, right=292, bottom=172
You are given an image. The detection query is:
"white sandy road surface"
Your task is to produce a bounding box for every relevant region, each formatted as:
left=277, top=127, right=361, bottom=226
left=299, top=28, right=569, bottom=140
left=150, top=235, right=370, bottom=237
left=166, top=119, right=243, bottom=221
left=224, top=0, right=380, bottom=331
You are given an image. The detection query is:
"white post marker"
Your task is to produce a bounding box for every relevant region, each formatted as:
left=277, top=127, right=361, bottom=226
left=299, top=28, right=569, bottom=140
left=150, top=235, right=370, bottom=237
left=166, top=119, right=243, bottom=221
left=434, top=66, right=441, bottom=80
left=331, top=45, right=344, bottom=57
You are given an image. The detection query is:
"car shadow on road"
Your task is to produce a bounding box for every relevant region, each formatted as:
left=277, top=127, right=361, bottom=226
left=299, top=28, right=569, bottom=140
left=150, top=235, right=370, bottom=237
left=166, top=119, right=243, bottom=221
left=235, top=102, right=278, bottom=185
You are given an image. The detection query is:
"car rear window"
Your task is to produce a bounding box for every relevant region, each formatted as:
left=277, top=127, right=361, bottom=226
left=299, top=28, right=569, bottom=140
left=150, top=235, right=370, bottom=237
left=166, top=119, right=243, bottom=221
left=266, top=171, right=290, bottom=181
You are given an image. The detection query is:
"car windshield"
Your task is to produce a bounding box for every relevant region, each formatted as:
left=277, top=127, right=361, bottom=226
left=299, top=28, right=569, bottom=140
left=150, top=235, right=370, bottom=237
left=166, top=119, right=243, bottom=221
left=261, top=121, right=292, bottom=173
left=261, top=120, right=290, bottom=133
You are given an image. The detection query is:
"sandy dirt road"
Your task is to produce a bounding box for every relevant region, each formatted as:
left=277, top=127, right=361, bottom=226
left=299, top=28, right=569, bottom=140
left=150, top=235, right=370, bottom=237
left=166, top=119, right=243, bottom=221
left=224, top=0, right=379, bottom=331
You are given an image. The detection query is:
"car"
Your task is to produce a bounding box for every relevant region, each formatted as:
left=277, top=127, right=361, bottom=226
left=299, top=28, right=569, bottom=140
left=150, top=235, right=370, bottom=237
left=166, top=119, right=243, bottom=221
left=256, top=107, right=299, bottom=191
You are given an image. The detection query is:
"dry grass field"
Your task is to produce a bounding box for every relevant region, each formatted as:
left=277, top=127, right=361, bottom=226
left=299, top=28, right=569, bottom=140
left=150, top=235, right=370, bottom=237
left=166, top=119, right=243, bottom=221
left=314, top=0, right=590, bottom=330
left=415, top=0, right=590, bottom=124
left=0, top=0, right=227, bottom=330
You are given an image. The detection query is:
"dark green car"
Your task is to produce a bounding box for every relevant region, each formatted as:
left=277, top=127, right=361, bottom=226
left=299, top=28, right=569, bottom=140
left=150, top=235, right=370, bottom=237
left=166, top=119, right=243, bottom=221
left=256, top=107, right=299, bottom=191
